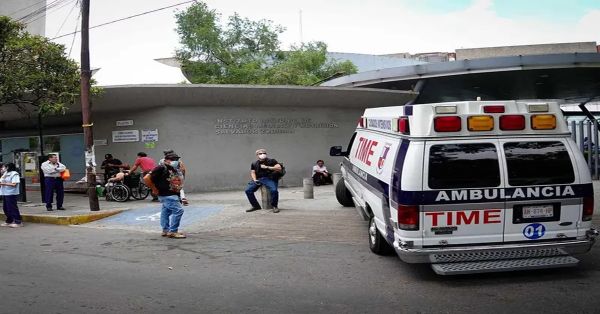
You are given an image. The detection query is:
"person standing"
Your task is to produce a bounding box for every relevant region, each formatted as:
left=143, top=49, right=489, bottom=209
left=312, top=160, right=333, bottom=186
left=0, top=163, right=23, bottom=228
left=245, top=148, right=282, bottom=213
left=41, top=154, right=66, bottom=211
left=159, top=149, right=188, bottom=205
left=130, top=152, right=158, bottom=201
left=151, top=153, right=186, bottom=239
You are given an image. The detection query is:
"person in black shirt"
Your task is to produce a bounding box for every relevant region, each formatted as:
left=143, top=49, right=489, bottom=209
left=150, top=153, right=186, bottom=239
left=245, top=148, right=282, bottom=213
left=101, top=154, right=125, bottom=184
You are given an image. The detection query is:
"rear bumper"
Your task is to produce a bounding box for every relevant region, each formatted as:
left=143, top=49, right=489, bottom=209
left=395, top=229, right=599, bottom=263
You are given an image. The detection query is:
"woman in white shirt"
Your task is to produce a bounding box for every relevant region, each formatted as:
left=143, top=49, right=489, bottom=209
left=312, top=160, right=333, bottom=186
left=0, top=163, right=23, bottom=227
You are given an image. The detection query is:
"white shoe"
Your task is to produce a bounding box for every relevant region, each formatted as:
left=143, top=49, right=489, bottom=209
left=0, top=222, right=11, bottom=227
left=9, top=223, right=23, bottom=228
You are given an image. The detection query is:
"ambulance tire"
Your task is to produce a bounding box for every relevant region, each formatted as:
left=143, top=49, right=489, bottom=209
left=335, top=178, right=355, bottom=207
left=369, top=216, right=393, bottom=255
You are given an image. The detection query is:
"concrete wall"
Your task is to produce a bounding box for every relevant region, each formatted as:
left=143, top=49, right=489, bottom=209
left=0, top=0, right=46, bottom=36
left=456, top=42, right=598, bottom=60
left=92, top=105, right=363, bottom=191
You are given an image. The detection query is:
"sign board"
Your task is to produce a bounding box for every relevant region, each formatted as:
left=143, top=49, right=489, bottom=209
left=93, top=139, right=107, bottom=146
left=116, top=120, right=134, bottom=127
left=112, top=130, right=139, bottom=143
left=141, top=129, right=159, bottom=142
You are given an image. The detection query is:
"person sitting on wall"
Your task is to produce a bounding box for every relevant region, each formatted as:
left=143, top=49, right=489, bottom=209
left=312, top=159, right=333, bottom=186
left=245, top=148, right=282, bottom=213
left=101, top=154, right=126, bottom=184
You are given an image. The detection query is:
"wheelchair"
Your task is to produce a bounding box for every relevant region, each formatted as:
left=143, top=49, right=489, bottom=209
left=105, top=172, right=151, bottom=202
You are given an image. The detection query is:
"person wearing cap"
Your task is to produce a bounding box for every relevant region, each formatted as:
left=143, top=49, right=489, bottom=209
left=151, top=153, right=186, bottom=239
left=245, top=148, right=282, bottom=213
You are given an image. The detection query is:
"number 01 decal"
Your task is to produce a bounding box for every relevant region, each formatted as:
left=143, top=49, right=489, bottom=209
left=523, top=223, right=546, bottom=240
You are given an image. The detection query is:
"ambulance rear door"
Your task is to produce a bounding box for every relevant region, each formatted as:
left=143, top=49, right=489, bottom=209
left=422, top=139, right=506, bottom=246
left=499, top=138, right=583, bottom=243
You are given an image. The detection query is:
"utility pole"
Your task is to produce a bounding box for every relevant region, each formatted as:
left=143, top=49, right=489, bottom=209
left=80, top=0, right=100, bottom=211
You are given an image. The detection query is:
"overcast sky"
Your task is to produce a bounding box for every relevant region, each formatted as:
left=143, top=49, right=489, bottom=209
left=38, top=0, right=600, bottom=85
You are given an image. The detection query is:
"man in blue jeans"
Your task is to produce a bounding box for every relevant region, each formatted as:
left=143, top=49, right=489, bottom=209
left=245, top=148, right=282, bottom=213
left=150, top=153, right=186, bottom=238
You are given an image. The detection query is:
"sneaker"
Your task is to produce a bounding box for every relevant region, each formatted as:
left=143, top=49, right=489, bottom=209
left=57, top=207, right=66, bottom=211
left=47, top=208, right=54, bottom=211
left=0, top=222, right=11, bottom=227
left=246, top=207, right=261, bottom=212
left=272, top=207, right=280, bottom=213
left=161, top=230, right=168, bottom=237
left=168, top=232, right=186, bottom=239
left=9, top=223, right=23, bottom=228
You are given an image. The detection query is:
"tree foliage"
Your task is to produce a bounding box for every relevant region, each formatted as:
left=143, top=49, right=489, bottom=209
left=0, top=16, right=81, bottom=116
left=175, top=2, right=357, bottom=85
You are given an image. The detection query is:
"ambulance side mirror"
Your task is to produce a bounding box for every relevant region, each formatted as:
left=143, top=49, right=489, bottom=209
left=330, top=146, right=344, bottom=156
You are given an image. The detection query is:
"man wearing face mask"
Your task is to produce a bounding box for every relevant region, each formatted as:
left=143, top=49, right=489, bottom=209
left=245, top=148, right=282, bottom=213
left=160, top=149, right=188, bottom=205
left=151, top=153, right=186, bottom=239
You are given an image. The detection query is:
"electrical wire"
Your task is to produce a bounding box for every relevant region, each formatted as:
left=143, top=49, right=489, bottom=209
left=51, top=0, right=195, bottom=40
left=68, top=3, right=82, bottom=57
left=23, top=0, right=78, bottom=25
left=7, top=0, right=48, bottom=17
left=17, top=0, right=66, bottom=23
left=54, top=0, right=79, bottom=38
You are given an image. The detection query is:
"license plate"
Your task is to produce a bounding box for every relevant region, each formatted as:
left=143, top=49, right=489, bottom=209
left=522, top=205, right=554, bottom=219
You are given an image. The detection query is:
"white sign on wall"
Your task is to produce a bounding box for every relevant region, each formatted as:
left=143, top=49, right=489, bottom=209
left=116, top=120, right=134, bottom=127
left=93, top=139, right=107, bottom=146
left=141, top=129, right=159, bottom=142
left=112, top=130, right=139, bottom=143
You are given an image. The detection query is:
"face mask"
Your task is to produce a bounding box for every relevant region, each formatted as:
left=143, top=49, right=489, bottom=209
left=169, top=160, right=179, bottom=168
left=258, top=154, right=267, bottom=160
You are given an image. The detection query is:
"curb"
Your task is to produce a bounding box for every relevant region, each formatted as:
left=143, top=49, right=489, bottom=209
left=0, top=209, right=126, bottom=225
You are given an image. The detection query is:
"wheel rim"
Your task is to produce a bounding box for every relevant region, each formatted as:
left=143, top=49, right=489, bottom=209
left=369, top=218, right=377, bottom=244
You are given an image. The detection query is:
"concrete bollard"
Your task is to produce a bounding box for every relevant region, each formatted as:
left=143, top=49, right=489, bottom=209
left=260, top=185, right=273, bottom=209
left=332, top=173, right=342, bottom=187
left=303, top=178, right=314, bottom=199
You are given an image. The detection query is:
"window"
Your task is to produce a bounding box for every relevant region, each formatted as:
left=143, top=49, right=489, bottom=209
left=428, top=143, right=501, bottom=189
left=504, top=141, right=574, bottom=186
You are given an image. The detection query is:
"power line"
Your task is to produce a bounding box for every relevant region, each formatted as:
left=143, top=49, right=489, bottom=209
left=51, top=0, right=195, bottom=40
left=55, top=0, right=79, bottom=38
left=23, top=0, right=77, bottom=25
left=17, top=0, right=67, bottom=23
left=68, top=2, right=82, bottom=57
left=7, top=0, right=48, bottom=17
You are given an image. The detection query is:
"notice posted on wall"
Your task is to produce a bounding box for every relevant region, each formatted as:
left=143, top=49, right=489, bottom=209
left=141, top=129, right=159, bottom=142
left=112, top=130, right=140, bottom=143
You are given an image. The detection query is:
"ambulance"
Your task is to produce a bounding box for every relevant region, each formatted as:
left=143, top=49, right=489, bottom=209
left=330, top=100, right=598, bottom=275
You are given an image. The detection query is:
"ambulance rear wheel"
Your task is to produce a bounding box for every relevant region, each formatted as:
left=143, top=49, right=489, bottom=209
left=335, top=178, right=354, bottom=207
left=369, top=216, right=392, bottom=255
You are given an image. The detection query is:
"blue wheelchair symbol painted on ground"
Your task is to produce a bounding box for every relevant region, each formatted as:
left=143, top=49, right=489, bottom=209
left=99, top=204, right=223, bottom=228
left=523, top=223, right=546, bottom=239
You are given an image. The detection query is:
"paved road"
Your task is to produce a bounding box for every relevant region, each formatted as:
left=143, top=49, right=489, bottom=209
left=2, top=203, right=600, bottom=313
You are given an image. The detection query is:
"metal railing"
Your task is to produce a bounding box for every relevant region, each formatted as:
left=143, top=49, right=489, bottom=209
left=568, top=120, right=599, bottom=179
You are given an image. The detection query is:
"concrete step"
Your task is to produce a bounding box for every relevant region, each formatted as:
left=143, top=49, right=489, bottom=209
left=431, top=256, right=579, bottom=275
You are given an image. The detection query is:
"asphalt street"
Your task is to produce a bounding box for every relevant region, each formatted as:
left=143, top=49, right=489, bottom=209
left=2, top=205, right=600, bottom=314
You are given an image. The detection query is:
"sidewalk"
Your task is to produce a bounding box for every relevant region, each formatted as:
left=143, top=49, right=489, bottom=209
left=0, top=183, right=341, bottom=226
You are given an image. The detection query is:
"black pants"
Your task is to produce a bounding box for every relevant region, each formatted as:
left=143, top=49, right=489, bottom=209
left=313, top=173, right=333, bottom=186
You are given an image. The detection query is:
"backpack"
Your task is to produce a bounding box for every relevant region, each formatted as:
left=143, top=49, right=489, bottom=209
left=255, top=160, right=286, bottom=180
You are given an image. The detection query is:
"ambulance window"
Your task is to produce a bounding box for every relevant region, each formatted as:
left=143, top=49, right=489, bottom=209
left=428, top=143, right=500, bottom=189
left=345, top=132, right=357, bottom=157
left=504, top=141, right=574, bottom=186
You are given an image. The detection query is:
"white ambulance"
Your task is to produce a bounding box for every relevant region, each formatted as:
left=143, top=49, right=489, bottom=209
left=330, top=100, right=598, bottom=275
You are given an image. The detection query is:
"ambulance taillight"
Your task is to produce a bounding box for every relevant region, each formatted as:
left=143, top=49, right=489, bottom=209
left=499, top=115, right=525, bottom=130
left=398, top=205, right=419, bottom=230
left=434, top=116, right=461, bottom=132
left=358, top=116, right=365, bottom=128
left=398, top=117, right=410, bottom=134
left=583, top=196, right=594, bottom=221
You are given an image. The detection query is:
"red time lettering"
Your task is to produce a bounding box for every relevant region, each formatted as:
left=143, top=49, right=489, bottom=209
left=426, top=209, right=501, bottom=226
left=354, top=137, right=378, bottom=166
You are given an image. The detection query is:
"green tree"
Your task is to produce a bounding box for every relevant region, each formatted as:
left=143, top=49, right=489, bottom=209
left=175, top=2, right=357, bottom=85
left=0, top=16, right=81, bottom=116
